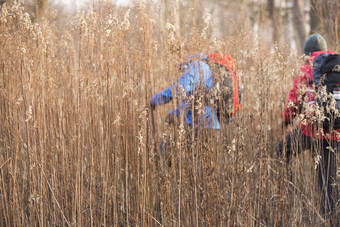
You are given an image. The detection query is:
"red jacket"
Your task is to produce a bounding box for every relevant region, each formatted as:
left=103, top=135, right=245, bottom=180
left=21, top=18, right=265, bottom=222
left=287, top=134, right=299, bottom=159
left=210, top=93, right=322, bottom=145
left=283, top=51, right=339, bottom=140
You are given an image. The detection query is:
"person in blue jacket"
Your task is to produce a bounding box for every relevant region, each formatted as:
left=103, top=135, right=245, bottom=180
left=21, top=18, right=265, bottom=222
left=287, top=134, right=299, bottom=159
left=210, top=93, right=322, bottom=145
left=150, top=53, right=222, bottom=130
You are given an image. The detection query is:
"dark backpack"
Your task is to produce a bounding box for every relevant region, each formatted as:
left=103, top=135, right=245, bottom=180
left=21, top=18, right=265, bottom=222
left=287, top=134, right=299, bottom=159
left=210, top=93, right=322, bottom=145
left=313, top=53, right=340, bottom=129
left=206, top=61, right=234, bottom=120
left=205, top=53, right=242, bottom=121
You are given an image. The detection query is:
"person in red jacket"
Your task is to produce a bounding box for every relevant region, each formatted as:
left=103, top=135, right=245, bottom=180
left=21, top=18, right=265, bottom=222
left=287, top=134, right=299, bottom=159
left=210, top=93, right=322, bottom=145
left=279, top=33, right=338, bottom=218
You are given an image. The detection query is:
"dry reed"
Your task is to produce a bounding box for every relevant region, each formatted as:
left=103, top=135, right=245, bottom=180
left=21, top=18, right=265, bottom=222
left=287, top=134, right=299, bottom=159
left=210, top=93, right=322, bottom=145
left=0, top=1, right=339, bottom=226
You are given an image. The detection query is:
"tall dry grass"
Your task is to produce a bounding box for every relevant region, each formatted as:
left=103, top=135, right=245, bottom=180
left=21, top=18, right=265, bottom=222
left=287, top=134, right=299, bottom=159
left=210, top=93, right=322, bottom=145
left=0, top=1, right=339, bottom=226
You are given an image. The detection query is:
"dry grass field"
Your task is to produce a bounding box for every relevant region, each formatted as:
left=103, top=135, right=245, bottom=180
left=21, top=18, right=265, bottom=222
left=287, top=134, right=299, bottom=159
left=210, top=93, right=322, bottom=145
left=0, top=1, right=339, bottom=226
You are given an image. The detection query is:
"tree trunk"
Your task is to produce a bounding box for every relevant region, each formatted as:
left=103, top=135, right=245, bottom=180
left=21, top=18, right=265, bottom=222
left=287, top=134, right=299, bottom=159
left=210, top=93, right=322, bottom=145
left=0, top=0, right=5, bottom=10
left=173, top=0, right=180, bottom=35
left=309, top=0, right=319, bottom=34
left=293, top=0, right=307, bottom=53
left=268, top=0, right=280, bottom=46
left=34, top=0, right=47, bottom=19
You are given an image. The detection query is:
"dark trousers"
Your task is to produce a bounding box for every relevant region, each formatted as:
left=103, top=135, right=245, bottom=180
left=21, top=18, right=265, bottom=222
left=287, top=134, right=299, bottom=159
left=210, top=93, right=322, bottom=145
left=278, top=129, right=338, bottom=218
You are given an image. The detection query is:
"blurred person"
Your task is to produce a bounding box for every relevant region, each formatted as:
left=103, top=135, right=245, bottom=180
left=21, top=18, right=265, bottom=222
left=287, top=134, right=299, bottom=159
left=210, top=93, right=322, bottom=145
left=150, top=52, right=241, bottom=130
left=278, top=33, right=339, bottom=220
left=150, top=53, right=242, bottom=165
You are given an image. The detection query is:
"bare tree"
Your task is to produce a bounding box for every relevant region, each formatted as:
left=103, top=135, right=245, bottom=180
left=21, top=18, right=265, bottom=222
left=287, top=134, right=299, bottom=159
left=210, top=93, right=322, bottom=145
left=293, top=0, right=307, bottom=52
left=0, top=0, right=5, bottom=9
left=312, top=0, right=340, bottom=52
left=34, top=0, right=47, bottom=19
left=173, top=0, right=180, bottom=34
left=267, top=0, right=280, bottom=46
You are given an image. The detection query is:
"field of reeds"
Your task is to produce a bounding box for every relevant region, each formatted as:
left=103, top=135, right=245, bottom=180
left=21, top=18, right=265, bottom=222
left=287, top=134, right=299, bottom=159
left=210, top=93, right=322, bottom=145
left=0, top=1, right=339, bottom=226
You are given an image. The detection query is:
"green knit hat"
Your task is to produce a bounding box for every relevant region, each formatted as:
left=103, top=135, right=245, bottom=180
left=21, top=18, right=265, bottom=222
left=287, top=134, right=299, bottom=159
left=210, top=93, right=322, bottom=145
left=303, top=33, right=327, bottom=55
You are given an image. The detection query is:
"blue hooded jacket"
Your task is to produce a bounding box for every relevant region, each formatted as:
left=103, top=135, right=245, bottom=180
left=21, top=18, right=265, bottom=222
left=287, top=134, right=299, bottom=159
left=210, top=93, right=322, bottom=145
left=150, top=54, right=221, bottom=129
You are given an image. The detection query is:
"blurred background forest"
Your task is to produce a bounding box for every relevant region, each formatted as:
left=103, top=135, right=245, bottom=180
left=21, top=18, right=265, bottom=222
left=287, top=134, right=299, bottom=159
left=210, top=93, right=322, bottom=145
left=1, top=0, right=340, bottom=226
left=1, top=0, right=339, bottom=53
